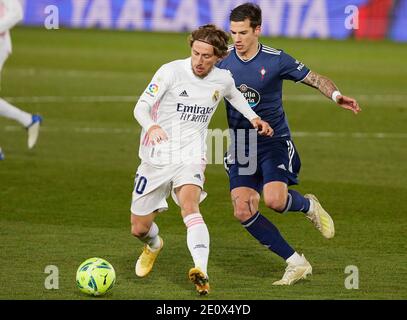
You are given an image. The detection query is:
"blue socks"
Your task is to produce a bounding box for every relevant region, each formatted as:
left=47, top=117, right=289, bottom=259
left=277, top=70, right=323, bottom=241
left=239, top=191, right=310, bottom=259
left=284, top=190, right=310, bottom=213
left=241, top=212, right=295, bottom=260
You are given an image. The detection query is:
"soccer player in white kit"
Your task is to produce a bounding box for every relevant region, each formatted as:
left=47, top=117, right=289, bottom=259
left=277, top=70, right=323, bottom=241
left=131, top=24, right=273, bottom=295
left=0, top=0, right=42, bottom=160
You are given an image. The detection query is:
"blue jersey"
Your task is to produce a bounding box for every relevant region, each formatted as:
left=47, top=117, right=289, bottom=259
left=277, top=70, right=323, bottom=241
left=217, top=44, right=310, bottom=153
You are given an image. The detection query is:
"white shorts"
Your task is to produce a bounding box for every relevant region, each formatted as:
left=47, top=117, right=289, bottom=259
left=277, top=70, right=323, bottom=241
left=130, top=161, right=207, bottom=216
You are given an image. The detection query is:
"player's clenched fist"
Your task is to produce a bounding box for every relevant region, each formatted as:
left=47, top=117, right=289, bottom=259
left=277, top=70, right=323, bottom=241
left=147, top=125, right=168, bottom=144
left=250, top=118, right=274, bottom=137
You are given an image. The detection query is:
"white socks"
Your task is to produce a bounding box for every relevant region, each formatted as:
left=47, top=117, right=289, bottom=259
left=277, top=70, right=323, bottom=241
left=183, top=213, right=210, bottom=276
left=138, top=214, right=210, bottom=274
left=306, top=198, right=315, bottom=215
left=0, top=97, right=32, bottom=127
left=140, top=222, right=161, bottom=251
left=286, top=252, right=305, bottom=266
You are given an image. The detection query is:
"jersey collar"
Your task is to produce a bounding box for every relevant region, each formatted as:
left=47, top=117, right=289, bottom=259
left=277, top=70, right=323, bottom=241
left=234, top=43, right=262, bottom=63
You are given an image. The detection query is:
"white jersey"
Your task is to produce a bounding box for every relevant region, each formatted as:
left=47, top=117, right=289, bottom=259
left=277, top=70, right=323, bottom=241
left=135, top=57, right=257, bottom=166
left=0, top=0, right=23, bottom=63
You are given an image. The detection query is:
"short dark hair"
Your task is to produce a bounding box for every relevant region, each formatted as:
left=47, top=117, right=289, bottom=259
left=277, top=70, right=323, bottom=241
left=189, top=24, right=229, bottom=58
left=230, top=3, right=262, bottom=29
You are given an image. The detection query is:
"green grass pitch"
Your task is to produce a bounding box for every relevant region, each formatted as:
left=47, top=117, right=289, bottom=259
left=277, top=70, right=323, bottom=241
left=0, top=27, right=406, bottom=300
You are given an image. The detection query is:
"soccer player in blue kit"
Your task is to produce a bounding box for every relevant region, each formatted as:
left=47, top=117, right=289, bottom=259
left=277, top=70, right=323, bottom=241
left=218, top=3, right=361, bottom=285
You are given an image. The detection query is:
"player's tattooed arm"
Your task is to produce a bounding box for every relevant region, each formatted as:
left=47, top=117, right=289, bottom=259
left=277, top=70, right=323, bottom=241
left=302, top=70, right=362, bottom=114
left=301, top=71, right=338, bottom=98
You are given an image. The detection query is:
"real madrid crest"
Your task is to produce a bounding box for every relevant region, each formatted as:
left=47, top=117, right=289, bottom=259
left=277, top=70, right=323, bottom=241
left=212, top=90, right=220, bottom=102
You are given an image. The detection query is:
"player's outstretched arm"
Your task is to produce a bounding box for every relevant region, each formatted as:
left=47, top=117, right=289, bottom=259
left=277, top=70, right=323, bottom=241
left=302, top=71, right=361, bottom=114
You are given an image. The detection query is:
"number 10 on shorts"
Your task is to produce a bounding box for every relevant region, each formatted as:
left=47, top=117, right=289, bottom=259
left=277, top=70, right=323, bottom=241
left=134, top=174, right=148, bottom=195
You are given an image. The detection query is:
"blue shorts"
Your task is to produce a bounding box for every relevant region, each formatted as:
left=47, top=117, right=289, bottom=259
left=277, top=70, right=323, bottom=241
left=225, top=139, right=301, bottom=193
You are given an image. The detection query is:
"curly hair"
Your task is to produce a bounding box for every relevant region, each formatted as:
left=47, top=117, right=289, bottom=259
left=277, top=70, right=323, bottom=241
left=189, top=24, right=229, bottom=58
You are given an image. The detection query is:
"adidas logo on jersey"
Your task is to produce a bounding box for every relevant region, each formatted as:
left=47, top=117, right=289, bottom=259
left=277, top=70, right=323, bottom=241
left=179, top=90, right=189, bottom=97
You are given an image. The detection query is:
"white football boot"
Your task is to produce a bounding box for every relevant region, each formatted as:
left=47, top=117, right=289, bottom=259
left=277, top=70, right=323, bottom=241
left=27, top=114, right=43, bottom=149
left=273, top=254, right=312, bottom=286
left=305, top=194, right=335, bottom=239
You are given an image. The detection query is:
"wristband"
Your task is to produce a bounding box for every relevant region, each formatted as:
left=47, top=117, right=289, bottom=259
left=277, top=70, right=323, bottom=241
left=331, top=90, right=341, bottom=103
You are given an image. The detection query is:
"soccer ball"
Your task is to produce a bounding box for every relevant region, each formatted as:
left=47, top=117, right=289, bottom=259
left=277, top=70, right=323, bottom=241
left=76, top=257, right=116, bottom=296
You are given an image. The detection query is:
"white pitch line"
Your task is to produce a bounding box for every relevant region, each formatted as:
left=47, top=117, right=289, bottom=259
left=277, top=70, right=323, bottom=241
left=7, top=67, right=151, bottom=79
left=4, top=68, right=407, bottom=103
left=3, top=125, right=137, bottom=134
left=3, top=94, right=407, bottom=104
left=4, top=96, right=138, bottom=103
left=292, top=131, right=407, bottom=139
left=2, top=125, right=406, bottom=139
left=283, top=94, right=407, bottom=103
left=74, top=127, right=135, bottom=134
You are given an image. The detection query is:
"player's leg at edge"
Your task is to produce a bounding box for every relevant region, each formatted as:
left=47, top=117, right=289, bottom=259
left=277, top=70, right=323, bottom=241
left=27, top=114, right=43, bottom=149
left=176, top=184, right=210, bottom=295
left=131, top=211, right=164, bottom=277
left=232, top=186, right=312, bottom=286
left=0, top=98, right=43, bottom=149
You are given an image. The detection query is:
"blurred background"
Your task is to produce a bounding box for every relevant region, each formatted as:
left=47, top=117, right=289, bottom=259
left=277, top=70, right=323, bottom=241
left=19, top=0, right=407, bottom=42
